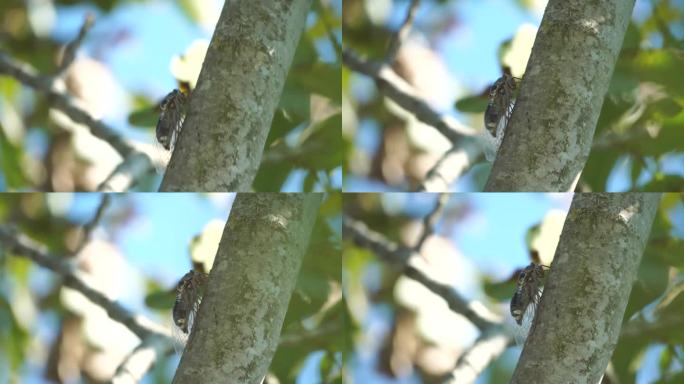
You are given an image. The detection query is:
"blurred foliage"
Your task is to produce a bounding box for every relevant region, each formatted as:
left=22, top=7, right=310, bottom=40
left=344, top=0, right=684, bottom=191
left=343, top=193, right=684, bottom=383
left=0, top=193, right=342, bottom=383
left=0, top=0, right=342, bottom=192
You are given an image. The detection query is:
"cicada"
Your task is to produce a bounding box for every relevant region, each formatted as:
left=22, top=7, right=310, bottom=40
left=154, top=88, right=189, bottom=172
left=156, top=89, right=188, bottom=151
left=484, top=73, right=520, bottom=138
left=171, top=270, right=208, bottom=353
left=510, top=262, right=549, bottom=346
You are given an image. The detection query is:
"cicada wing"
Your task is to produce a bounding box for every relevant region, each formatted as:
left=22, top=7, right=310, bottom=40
left=152, top=140, right=171, bottom=174
left=514, top=286, right=544, bottom=347
left=514, top=299, right=537, bottom=347
left=171, top=322, right=188, bottom=355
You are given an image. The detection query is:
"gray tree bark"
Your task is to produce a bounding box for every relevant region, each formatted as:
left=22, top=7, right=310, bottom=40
left=171, top=193, right=322, bottom=384
left=484, top=0, right=635, bottom=191
left=511, top=193, right=660, bottom=384
left=160, top=0, right=313, bottom=192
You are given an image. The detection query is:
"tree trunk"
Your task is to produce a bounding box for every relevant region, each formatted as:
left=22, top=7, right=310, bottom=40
left=172, top=193, right=322, bottom=384
left=485, top=0, right=635, bottom=191
left=160, top=0, right=313, bottom=192
left=511, top=193, right=660, bottom=384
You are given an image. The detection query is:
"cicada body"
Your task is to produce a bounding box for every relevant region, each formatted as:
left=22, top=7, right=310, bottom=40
left=156, top=89, right=188, bottom=151
left=484, top=74, right=519, bottom=138
left=171, top=270, right=208, bottom=353
left=510, top=263, right=549, bottom=346
left=154, top=89, right=189, bottom=173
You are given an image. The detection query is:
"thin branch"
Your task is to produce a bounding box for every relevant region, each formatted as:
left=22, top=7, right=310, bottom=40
left=441, top=331, right=511, bottom=384
left=73, top=194, right=111, bottom=255
left=0, top=226, right=172, bottom=342
left=385, top=0, right=421, bottom=64
left=0, top=53, right=136, bottom=158
left=98, top=151, right=157, bottom=192
left=342, top=216, right=499, bottom=330
left=413, top=192, right=449, bottom=252
left=56, top=13, right=94, bottom=76
left=109, top=335, right=170, bottom=384
left=417, top=145, right=483, bottom=192
left=342, top=50, right=476, bottom=145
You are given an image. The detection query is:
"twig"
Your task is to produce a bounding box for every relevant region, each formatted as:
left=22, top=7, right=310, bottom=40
left=0, top=226, right=172, bottom=342
left=72, top=194, right=111, bottom=255
left=413, top=192, right=449, bottom=252
left=343, top=50, right=475, bottom=145
left=385, top=0, right=421, bottom=64
left=441, top=331, right=511, bottom=384
left=56, top=13, right=95, bottom=76
left=342, top=216, right=499, bottom=330
left=109, top=335, right=171, bottom=384
left=0, top=53, right=136, bottom=158
left=417, top=144, right=483, bottom=192
left=98, top=151, right=156, bottom=192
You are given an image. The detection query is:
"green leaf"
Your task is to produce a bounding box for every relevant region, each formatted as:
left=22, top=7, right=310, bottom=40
left=252, top=160, right=292, bottom=192
left=128, top=106, right=158, bottom=128
left=651, top=98, right=683, bottom=118
left=267, top=109, right=304, bottom=147
left=455, top=95, right=488, bottom=113
left=623, top=254, right=668, bottom=321
left=291, top=62, right=341, bottom=103
left=649, top=238, right=684, bottom=268
left=632, top=49, right=684, bottom=97
left=630, top=156, right=643, bottom=189
left=581, top=149, right=620, bottom=191
left=0, top=127, right=30, bottom=189
left=144, top=290, right=175, bottom=310
left=483, top=275, right=516, bottom=302
left=639, top=174, right=684, bottom=192
left=303, top=170, right=317, bottom=192
left=0, top=294, right=28, bottom=370
left=621, top=22, right=641, bottom=51
left=297, top=113, right=343, bottom=171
